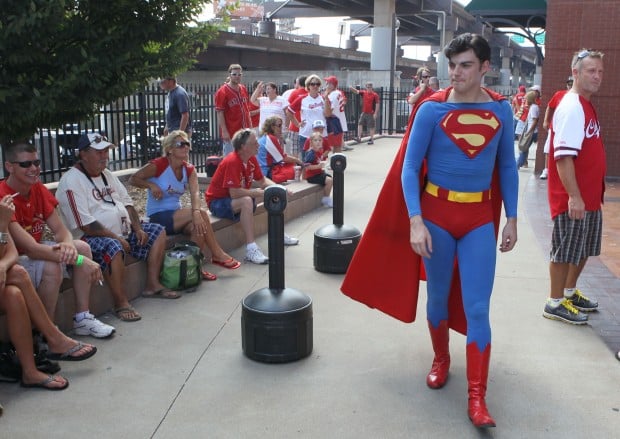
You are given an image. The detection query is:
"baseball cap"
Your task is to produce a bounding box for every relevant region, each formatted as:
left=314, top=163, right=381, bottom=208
left=324, top=76, right=338, bottom=87
left=518, top=85, right=526, bottom=92
left=312, top=120, right=326, bottom=129
left=77, top=132, right=115, bottom=150
left=530, top=85, right=541, bottom=92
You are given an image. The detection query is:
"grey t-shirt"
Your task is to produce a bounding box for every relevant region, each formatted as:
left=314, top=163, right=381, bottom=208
left=165, top=85, right=192, bottom=132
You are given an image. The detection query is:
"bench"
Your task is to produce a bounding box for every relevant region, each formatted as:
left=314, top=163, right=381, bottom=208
left=0, top=174, right=324, bottom=336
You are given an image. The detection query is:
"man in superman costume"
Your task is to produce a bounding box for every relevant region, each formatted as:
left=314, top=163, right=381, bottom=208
left=341, top=33, right=518, bottom=428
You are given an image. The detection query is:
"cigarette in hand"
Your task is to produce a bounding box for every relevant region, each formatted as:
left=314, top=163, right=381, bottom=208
left=8, top=192, right=19, bottom=199
left=98, top=280, right=103, bottom=286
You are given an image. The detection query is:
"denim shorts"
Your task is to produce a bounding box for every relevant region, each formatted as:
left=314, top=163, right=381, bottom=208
left=208, top=197, right=257, bottom=221
left=148, top=209, right=176, bottom=234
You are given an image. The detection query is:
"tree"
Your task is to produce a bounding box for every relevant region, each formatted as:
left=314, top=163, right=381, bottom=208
left=0, top=0, right=223, bottom=142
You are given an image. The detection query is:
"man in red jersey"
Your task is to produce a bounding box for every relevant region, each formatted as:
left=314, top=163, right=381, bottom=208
left=543, top=50, right=605, bottom=325
left=215, top=64, right=252, bottom=156
left=350, top=82, right=380, bottom=144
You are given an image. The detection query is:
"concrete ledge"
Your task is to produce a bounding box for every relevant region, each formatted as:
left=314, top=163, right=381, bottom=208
left=0, top=179, right=323, bottom=336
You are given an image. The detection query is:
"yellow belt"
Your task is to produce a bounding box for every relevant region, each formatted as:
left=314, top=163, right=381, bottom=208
left=424, top=181, right=491, bottom=203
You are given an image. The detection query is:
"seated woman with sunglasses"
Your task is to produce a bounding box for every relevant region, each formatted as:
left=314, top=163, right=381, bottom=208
left=129, top=131, right=241, bottom=281
left=257, top=116, right=303, bottom=179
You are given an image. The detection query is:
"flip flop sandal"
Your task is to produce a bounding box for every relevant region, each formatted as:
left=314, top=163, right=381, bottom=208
left=114, top=306, right=142, bottom=322
left=46, top=343, right=97, bottom=362
left=202, top=270, right=217, bottom=281
left=212, top=257, right=241, bottom=270
left=141, top=289, right=181, bottom=300
left=21, top=374, right=69, bottom=391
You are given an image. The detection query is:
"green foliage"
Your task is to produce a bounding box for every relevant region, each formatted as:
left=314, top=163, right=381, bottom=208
left=0, top=0, right=223, bottom=142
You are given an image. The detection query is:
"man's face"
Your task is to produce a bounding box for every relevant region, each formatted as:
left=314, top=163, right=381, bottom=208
left=159, top=79, right=171, bottom=91
left=229, top=69, right=243, bottom=85
left=419, top=71, right=430, bottom=84
left=80, top=146, right=110, bottom=175
left=365, top=83, right=373, bottom=91
left=448, top=49, right=489, bottom=94
left=575, top=57, right=603, bottom=96
left=242, top=133, right=259, bottom=156
left=6, top=151, right=40, bottom=186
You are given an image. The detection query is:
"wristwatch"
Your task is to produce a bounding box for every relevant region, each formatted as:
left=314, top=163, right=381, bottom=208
left=0, top=232, right=9, bottom=245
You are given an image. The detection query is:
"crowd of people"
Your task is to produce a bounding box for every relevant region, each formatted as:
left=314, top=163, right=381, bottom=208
left=1, top=41, right=612, bottom=423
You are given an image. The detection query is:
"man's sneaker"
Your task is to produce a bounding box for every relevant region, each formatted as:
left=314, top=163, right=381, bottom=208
left=73, top=313, right=116, bottom=338
left=343, top=145, right=354, bottom=151
left=321, top=196, right=333, bottom=208
left=543, top=298, right=588, bottom=325
left=539, top=168, right=548, bottom=180
left=367, top=140, right=374, bottom=145
left=567, top=289, right=598, bottom=312
left=245, top=247, right=269, bottom=264
left=284, top=234, right=299, bottom=246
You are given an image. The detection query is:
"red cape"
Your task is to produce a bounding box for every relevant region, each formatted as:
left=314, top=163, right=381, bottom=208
left=340, top=87, right=505, bottom=335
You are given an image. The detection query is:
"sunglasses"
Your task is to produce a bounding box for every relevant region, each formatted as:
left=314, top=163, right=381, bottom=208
left=273, top=123, right=282, bottom=127
left=421, top=75, right=430, bottom=79
left=174, top=141, right=190, bottom=148
left=308, top=82, right=321, bottom=86
left=230, top=72, right=243, bottom=77
left=576, top=49, right=592, bottom=60
left=11, top=159, right=41, bottom=168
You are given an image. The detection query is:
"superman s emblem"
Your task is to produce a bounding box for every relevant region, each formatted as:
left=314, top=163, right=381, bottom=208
left=440, top=110, right=501, bottom=158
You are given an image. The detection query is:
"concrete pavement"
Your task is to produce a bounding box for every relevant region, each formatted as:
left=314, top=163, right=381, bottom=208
left=1, top=136, right=619, bottom=438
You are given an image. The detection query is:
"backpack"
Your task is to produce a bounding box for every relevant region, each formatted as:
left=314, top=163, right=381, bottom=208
left=160, top=241, right=204, bottom=292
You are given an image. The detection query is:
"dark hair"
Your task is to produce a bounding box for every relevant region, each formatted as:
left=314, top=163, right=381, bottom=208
left=5, top=141, right=36, bottom=162
left=443, top=33, right=491, bottom=64
left=297, top=76, right=307, bottom=87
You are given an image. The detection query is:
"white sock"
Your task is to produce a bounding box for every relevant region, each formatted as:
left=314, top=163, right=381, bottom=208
left=547, top=298, right=563, bottom=308
left=564, top=288, right=576, bottom=297
left=74, top=311, right=90, bottom=322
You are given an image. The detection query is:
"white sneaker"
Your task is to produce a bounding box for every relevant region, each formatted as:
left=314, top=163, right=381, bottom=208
left=321, top=196, right=333, bottom=208
left=245, top=246, right=269, bottom=264
left=73, top=313, right=116, bottom=338
left=284, top=234, right=299, bottom=246
left=540, top=168, right=548, bottom=180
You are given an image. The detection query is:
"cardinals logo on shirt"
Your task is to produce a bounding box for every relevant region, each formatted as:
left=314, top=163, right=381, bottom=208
left=440, top=110, right=501, bottom=158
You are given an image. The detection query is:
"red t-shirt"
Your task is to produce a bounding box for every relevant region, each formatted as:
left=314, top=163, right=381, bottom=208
left=205, top=152, right=263, bottom=203
left=359, top=90, right=380, bottom=114
left=286, top=88, right=309, bottom=132
left=547, top=92, right=606, bottom=218
left=0, top=180, right=57, bottom=251
left=214, top=83, right=252, bottom=136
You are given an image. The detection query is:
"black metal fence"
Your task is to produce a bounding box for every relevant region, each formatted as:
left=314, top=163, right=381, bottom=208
left=17, top=84, right=412, bottom=183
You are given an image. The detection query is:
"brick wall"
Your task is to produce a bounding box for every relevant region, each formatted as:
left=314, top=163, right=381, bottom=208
left=536, top=0, right=620, bottom=177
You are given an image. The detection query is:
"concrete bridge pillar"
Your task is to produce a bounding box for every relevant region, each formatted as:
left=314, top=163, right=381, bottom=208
left=370, top=0, right=395, bottom=70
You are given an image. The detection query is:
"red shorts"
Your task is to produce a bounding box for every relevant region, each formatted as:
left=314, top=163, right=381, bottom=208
left=421, top=191, right=493, bottom=239
left=327, top=133, right=344, bottom=148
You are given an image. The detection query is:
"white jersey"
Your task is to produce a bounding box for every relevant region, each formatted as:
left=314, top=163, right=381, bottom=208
left=56, top=166, right=133, bottom=238
left=258, top=95, right=288, bottom=129
left=327, top=89, right=348, bottom=131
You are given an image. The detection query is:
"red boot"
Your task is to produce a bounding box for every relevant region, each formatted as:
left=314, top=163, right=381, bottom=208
left=426, top=320, right=450, bottom=389
left=466, top=343, right=496, bottom=428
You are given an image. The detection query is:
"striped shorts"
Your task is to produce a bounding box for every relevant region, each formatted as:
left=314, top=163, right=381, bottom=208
left=83, top=222, right=165, bottom=273
left=550, top=210, right=602, bottom=264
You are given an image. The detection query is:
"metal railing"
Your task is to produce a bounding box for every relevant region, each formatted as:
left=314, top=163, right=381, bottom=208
left=10, top=84, right=415, bottom=183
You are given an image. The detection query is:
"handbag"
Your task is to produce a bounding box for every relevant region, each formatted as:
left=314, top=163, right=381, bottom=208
left=271, top=162, right=296, bottom=183
left=160, top=241, right=204, bottom=292
left=518, top=123, right=535, bottom=152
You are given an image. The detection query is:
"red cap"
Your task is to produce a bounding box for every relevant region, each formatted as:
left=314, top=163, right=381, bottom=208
left=518, top=85, right=526, bottom=92
left=324, top=76, right=338, bottom=87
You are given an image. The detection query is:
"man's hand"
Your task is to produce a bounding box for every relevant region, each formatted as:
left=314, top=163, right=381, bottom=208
left=409, top=215, right=432, bottom=258
left=118, top=237, right=131, bottom=253
left=568, top=195, right=585, bottom=220
left=52, top=242, right=78, bottom=264
left=499, top=218, right=518, bottom=253
left=134, top=229, right=148, bottom=246
left=82, top=256, right=104, bottom=285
